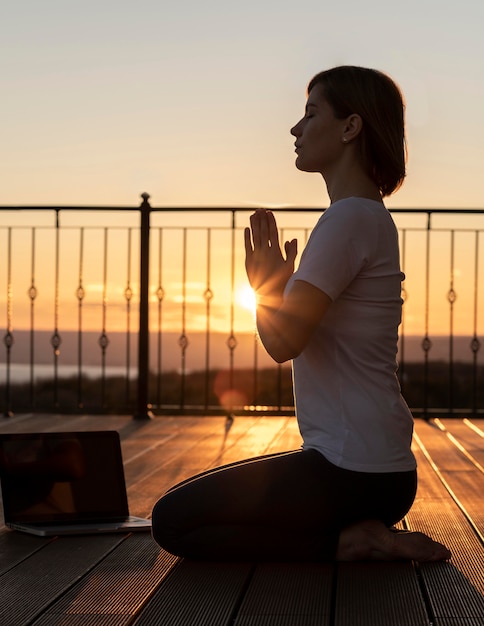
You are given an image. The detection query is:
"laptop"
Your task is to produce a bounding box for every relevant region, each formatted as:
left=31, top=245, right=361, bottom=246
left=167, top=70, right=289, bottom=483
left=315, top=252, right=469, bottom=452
left=0, top=430, right=151, bottom=536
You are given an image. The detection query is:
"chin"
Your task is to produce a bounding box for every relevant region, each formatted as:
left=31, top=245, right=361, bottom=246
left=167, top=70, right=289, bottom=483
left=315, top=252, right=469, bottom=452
left=295, top=160, right=317, bottom=173
left=295, top=154, right=319, bottom=173
left=295, top=157, right=308, bottom=171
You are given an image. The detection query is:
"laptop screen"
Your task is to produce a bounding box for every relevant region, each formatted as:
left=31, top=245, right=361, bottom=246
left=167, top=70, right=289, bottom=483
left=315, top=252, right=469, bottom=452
left=0, top=431, right=130, bottom=524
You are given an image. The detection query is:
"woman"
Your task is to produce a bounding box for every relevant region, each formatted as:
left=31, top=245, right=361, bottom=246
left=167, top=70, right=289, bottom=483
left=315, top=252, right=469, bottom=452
left=152, top=66, right=451, bottom=563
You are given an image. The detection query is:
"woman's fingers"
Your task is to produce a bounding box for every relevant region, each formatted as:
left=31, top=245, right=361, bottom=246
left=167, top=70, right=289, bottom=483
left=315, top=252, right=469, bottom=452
left=258, top=209, right=269, bottom=247
left=249, top=211, right=297, bottom=265
left=266, top=211, right=280, bottom=249
left=284, top=239, right=298, bottom=265
left=250, top=209, right=277, bottom=250
left=244, top=227, right=253, bottom=256
left=249, top=212, right=258, bottom=248
left=245, top=212, right=298, bottom=293
left=249, top=210, right=265, bottom=249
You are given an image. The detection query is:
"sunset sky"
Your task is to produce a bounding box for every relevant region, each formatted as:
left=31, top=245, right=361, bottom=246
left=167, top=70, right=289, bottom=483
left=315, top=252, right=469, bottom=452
left=2, top=0, right=484, bottom=210
left=2, top=1, right=484, bottom=359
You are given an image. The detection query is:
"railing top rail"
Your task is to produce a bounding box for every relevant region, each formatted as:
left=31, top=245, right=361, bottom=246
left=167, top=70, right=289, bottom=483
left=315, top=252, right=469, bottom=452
left=1, top=205, right=484, bottom=214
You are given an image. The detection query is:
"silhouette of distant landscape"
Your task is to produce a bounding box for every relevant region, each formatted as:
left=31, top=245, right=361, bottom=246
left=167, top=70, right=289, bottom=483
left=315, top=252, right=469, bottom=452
left=1, top=330, right=484, bottom=414
left=1, top=330, right=482, bottom=371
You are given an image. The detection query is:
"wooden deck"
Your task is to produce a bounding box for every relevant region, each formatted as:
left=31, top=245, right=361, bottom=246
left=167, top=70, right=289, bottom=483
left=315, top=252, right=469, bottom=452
left=1, top=413, right=483, bottom=625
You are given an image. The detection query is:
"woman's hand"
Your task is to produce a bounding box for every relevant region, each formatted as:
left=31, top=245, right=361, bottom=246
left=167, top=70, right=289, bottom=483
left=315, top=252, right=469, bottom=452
left=243, top=209, right=331, bottom=363
left=244, top=209, right=297, bottom=300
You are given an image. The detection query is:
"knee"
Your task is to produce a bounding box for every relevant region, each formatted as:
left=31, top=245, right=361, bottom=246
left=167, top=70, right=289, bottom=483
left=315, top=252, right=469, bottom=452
left=151, top=495, right=183, bottom=557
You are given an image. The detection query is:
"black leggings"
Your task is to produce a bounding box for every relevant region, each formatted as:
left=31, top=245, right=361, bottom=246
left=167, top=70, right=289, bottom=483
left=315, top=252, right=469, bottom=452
left=151, top=448, right=417, bottom=561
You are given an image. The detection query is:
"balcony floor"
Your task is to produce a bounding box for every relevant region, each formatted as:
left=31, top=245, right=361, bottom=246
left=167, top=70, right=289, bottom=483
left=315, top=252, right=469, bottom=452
left=1, top=413, right=483, bottom=625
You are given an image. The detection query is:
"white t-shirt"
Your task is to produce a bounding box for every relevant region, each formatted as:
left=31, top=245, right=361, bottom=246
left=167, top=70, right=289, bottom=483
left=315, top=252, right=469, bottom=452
left=287, top=197, right=416, bottom=472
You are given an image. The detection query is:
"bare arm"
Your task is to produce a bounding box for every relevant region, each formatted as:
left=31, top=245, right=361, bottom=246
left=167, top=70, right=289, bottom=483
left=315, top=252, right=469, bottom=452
left=244, top=209, right=332, bottom=362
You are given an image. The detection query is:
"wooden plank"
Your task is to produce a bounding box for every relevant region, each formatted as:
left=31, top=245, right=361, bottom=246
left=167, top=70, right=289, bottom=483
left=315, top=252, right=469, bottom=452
left=160, top=416, right=277, bottom=470
left=235, top=562, right=333, bottom=625
left=211, top=416, right=295, bottom=465
left=0, top=413, right=78, bottom=433
left=124, top=417, right=233, bottom=516
left=0, top=534, right=128, bottom=626
left=414, top=421, right=472, bottom=471
left=414, top=419, right=484, bottom=537
left=406, top=437, right=484, bottom=624
left=264, top=416, right=303, bottom=454
left=0, top=528, right=54, bottom=576
left=30, top=534, right=178, bottom=626
left=0, top=413, right=136, bottom=435
left=34, top=613, right=132, bottom=625
left=132, top=560, right=253, bottom=626
left=335, top=562, right=429, bottom=626
left=439, top=418, right=484, bottom=467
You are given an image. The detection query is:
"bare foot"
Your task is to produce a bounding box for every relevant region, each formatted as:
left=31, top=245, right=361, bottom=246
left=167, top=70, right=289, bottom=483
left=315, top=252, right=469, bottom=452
left=336, top=519, right=452, bottom=562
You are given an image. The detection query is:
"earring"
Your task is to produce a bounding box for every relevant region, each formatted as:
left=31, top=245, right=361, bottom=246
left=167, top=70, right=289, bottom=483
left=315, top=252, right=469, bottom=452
left=342, top=137, right=348, bottom=143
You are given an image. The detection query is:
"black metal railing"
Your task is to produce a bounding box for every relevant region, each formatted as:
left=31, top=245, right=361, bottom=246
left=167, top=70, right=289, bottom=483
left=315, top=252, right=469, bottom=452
left=2, top=195, right=484, bottom=418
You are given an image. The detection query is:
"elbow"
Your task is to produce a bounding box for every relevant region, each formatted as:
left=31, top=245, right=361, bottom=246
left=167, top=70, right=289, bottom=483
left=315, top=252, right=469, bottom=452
left=273, top=355, right=292, bottom=364
left=268, top=344, right=302, bottom=364
left=257, top=321, right=306, bottom=362
left=272, top=353, right=289, bottom=364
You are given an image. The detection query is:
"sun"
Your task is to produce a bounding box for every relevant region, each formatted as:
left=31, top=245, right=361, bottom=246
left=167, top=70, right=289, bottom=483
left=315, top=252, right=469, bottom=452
left=236, top=284, right=257, bottom=315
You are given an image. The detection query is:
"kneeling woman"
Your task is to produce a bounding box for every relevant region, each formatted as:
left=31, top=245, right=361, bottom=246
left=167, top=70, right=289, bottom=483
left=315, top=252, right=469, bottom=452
left=151, top=65, right=451, bottom=563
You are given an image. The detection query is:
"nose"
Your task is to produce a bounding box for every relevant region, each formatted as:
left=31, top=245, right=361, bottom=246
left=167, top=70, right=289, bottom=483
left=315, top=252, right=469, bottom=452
left=291, top=120, right=302, bottom=137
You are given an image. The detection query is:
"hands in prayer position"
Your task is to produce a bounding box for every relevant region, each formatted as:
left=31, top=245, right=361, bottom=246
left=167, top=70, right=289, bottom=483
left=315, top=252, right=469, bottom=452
left=244, top=208, right=297, bottom=302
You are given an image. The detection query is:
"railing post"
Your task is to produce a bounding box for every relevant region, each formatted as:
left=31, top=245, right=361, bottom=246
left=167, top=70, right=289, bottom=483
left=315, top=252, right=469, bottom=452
left=135, top=192, right=154, bottom=419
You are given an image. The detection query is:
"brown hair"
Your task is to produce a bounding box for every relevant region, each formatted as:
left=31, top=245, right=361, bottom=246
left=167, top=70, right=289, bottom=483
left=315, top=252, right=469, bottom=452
left=308, top=66, right=407, bottom=197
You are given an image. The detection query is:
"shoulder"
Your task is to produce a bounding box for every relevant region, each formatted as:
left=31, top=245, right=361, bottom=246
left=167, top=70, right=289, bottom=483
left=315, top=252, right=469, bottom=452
left=316, top=197, right=382, bottom=235
left=326, top=197, right=384, bottom=219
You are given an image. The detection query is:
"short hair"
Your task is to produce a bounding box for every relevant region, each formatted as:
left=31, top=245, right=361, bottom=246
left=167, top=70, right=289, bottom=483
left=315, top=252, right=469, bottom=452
left=308, top=66, right=407, bottom=197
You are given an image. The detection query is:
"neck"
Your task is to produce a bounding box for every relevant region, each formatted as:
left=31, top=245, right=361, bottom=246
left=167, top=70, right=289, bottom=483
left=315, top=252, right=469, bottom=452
left=325, top=174, right=382, bottom=204
left=322, top=155, right=383, bottom=204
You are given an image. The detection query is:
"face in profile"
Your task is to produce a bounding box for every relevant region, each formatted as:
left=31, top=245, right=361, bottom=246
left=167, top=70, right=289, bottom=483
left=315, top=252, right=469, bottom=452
left=290, top=83, right=347, bottom=175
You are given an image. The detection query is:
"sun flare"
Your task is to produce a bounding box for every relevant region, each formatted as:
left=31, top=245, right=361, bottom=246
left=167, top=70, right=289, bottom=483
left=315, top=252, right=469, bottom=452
left=236, top=284, right=257, bottom=316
